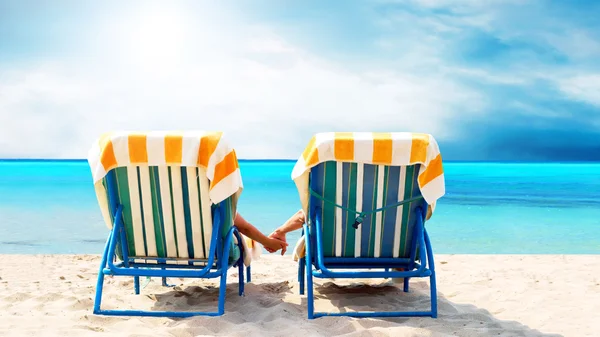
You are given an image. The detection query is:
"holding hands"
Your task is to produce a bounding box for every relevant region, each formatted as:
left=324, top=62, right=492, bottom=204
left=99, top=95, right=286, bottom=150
left=263, top=235, right=288, bottom=255
left=265, top=229, right=288, bottom=255
left=265, top=210, right=305, bottom=255
left=233, top=210, right=305, bottom=256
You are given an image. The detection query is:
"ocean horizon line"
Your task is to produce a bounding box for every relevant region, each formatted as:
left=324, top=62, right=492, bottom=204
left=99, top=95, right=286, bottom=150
left=1, top=158, right=600, bottom=164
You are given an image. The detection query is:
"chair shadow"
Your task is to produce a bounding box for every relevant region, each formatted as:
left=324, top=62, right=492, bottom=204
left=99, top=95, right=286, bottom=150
left=148, top=276, right=294, bottom=317
left=302, top=279, right=564, bottom=337
left=143, top=276, right=561, bottom=337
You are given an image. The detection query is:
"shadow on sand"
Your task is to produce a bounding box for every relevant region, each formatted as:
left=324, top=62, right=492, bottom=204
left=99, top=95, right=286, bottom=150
left=145, top=276, right=561, bottom=337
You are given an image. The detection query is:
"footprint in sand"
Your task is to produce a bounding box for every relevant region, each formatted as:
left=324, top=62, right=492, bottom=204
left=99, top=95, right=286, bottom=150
left=260, top=281, right=290, bottom=293
left=258, top=296, right=283, bottom=308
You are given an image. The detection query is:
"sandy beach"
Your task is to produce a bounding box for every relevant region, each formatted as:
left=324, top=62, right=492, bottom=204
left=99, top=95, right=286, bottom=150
left=0, top=254, right=598, bottom=337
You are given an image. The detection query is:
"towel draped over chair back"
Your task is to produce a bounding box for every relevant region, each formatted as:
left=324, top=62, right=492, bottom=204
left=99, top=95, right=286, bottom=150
left=292, top=132, right=445, bottom=216
left=87, top=131, right=244, bottom=261
left=291, top=132, right=446, bottom=259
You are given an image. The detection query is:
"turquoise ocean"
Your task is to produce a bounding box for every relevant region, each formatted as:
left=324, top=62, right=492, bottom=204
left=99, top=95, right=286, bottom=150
left=0, top=160, right=598, bottom=255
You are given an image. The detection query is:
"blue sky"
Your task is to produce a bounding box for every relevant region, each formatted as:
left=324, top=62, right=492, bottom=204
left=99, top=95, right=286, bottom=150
left=1, top=0, right=599, bottom=160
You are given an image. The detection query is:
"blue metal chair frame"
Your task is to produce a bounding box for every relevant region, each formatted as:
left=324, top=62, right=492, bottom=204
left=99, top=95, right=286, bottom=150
left=297, top=205, right=438, bottom=319
left=93, top=170, right=251, bottom=317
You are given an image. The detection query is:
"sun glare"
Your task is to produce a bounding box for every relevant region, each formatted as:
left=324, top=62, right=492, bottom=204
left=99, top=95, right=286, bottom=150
left=126, top=7, right=190, bottom=74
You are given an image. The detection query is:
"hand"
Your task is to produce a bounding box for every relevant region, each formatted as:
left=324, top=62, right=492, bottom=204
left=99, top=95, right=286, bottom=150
left=266, top=230, right=287, bottom=255
left=263, top=237, right=288, bottom=255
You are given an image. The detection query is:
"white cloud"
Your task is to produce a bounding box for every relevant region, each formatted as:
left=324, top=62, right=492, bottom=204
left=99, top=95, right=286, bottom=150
left=558, top=75, right=600, bottom=107
left=544, top=30, right=600, bottom=60
left=0, top=2, right=485, bottom=159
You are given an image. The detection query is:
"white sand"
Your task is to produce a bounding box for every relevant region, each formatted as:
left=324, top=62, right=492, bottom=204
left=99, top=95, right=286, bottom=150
left=0, top=254, right=598, bottom=337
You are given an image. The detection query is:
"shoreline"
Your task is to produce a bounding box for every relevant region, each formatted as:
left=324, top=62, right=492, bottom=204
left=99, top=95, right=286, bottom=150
left=3, top=159, right=600, bottom=164
left=0, top=254, right=598, bottom=336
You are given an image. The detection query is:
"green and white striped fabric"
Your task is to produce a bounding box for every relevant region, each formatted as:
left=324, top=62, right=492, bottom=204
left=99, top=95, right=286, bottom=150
left=99, top=165, right=239, bottom=265
left=309, top=161, right=426, bottom=259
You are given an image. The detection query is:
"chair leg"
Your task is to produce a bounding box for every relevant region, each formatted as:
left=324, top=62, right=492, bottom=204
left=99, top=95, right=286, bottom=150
left=161, top=268, right=175, bottom=287
left=298, top=258, right=305, bottom=295
left=93, top=234, right=111, bottom=314
left=238, top=261, right=245, bottom=296
left=424, top=229, right=438, bottom=318
left=162, top=277, right=175, bottom=287
left=403, top=277, right=410, bottom=292
left=246, top=266, right=251, bottom=283
left=93, top=272, right=106, bottom=314
left=305, top=257, right=314, bottom=319
left=134, top=276, right=140, bottom=295
left=430, top=270, right=438, bottom=318
left=217, top=271, right=228, bottom=315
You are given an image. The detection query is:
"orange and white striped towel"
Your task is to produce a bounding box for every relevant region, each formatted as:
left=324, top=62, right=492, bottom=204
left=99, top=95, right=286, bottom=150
left=87, top=131, right=259, bottom=265
left=291, top=132, right=445, bottom=216
left=88, top=131, right=243, bottom=204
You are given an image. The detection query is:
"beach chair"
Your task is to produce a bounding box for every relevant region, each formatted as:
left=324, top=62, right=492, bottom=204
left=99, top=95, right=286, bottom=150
left=87, top=131, right=255, bottom=317
left=291, top=132, right=445, bottom=319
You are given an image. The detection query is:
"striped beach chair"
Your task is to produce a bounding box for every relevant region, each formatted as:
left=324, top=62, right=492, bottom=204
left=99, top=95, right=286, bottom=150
left=291, top=132, right=445, bottom=319
left=87, top=131, right=252, bottom=317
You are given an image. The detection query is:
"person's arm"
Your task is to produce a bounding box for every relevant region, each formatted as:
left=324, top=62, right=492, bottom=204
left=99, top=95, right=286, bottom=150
left=266, top=210, right=305, bottom=254
left=272, top=209, right=305, bottom=236
left=234, top=213, right=288, bottom=254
